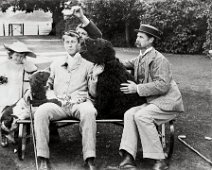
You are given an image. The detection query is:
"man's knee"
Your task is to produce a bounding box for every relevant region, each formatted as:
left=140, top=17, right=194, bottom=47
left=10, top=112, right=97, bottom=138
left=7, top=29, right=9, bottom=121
left=124, top=107, right=138, bottom=120
left=78, top=104, right=97, bottom=121
left=34, top=103, right=53, bottom=121
left=134, top=109, right=153, bottom=124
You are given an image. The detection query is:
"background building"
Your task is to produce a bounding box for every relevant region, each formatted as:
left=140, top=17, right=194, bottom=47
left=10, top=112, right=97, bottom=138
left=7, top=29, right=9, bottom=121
left=0, top=8, right=52, bottom=36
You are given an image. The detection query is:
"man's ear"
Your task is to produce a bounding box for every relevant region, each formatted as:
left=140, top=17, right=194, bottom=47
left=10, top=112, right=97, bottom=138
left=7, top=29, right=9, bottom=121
left=149, top=37, right=155, bottom=44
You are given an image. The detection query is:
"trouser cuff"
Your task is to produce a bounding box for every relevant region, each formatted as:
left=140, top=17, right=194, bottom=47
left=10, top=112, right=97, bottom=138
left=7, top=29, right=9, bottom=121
left=83, top=150, right=96, bottom=161
left=37, top=148, right=49, bottom=159
left=119, top=144, right=137, bottom=160
left=143, top=152, right=165, bottom=160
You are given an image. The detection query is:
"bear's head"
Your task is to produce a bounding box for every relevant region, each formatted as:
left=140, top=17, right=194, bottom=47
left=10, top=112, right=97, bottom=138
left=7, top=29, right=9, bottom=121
left=29, top=70, right=50, bottom=100
left=80, top=38, right=116, bottom=65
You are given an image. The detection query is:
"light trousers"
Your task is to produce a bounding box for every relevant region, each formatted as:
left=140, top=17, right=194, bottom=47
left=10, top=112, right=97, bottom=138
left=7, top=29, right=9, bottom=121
left=34, top=101, right=97, bottom=160
left=119, top=103, right=176, bottom=160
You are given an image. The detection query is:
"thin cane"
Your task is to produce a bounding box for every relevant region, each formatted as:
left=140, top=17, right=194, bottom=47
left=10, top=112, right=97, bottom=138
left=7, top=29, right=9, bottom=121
left=28, top=96, right=39, bottom=170
left=178, top=135, right=212, bottom=166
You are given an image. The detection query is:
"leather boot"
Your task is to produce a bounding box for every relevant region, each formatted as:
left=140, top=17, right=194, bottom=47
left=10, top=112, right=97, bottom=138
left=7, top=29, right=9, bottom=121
left=152, top=159, right=168, bottom=170
left=86, top=157, right=97, bottom=170
left=39, top=157, right=49, bottom=170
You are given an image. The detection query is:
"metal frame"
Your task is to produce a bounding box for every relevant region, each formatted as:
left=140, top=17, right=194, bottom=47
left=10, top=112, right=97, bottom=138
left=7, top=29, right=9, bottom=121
left=16, top=119, right=175, bottom=161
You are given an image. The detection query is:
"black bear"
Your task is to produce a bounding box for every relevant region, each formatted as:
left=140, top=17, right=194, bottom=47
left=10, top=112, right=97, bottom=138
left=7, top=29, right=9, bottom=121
left=80, top=38, right=146, bottom=119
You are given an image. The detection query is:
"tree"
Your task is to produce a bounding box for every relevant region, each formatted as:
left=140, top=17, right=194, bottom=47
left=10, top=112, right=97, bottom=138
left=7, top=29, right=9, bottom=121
left=141, top=0, right=208, bottom=54
left=87, top=0, right=145, bottom=47
left=0, top=0, right=68, bottom=35
left=201, top=0, right=212, bottom=54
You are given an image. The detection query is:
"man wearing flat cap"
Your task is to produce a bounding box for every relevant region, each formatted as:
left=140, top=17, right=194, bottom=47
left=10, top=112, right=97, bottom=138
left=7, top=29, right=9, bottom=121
left=119, top=24, right=184, bottom=170
left=34, top=23, right=102, bottom=170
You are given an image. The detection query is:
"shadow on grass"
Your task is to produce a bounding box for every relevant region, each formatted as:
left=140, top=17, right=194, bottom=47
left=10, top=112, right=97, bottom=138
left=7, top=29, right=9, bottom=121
left=0, top=146, right=18, bottom=170
left=170, top=89, right=212, bottom=170
left=0, top=89, right=211, bottom=170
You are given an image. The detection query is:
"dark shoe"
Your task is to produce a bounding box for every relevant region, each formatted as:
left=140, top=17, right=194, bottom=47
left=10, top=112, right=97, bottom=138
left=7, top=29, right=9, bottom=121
left=1, top=135, right=8, bottom=147
left=86, top=157, right=97, bottom=170
left=119, top=152, right=136, bottom=170
left=39, top=157, right=49, bottom=170
left=152, top=160, right=168, bottom=170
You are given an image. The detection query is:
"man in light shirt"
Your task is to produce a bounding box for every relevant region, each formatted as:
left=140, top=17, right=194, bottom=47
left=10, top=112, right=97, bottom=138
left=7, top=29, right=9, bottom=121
left=118, top=24, right=184, bottom=170
left=35, top=5, right=103, bottom=169
left=34, top=30, right=99, bottom=170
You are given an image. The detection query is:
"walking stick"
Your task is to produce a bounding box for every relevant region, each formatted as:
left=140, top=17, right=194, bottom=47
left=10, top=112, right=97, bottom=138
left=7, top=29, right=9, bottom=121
left=178, top=135, right=212, bottom=166
left=28, top=96, right=39, bottom=170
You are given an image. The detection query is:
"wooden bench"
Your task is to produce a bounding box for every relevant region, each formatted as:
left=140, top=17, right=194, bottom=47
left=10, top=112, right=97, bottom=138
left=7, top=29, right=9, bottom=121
left=16, top=118, right=175, bottom=161
left=15, top=67, right=176, bottom=162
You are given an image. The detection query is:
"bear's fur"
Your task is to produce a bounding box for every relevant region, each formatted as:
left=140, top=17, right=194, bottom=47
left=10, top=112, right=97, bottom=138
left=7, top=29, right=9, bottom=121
left=80, top=38, right=146, bottom=119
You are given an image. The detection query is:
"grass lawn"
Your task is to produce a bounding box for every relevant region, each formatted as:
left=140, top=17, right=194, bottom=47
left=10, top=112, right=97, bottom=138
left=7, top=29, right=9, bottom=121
left=0, top=36, right=211, bottom=170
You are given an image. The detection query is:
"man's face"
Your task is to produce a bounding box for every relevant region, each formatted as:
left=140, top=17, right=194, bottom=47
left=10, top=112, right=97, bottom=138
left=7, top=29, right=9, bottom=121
left=63, top=35, right=81, bottom=56
left=76, top=27, right=88, bottom=39
left=135, top=32, right=153, bottom=49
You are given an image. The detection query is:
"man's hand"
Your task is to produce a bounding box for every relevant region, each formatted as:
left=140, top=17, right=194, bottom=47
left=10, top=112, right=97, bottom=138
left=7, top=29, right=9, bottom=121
left=120, top=80, right=137, bottom=94
left=62, top=5, right=84, bottom=20
left=92, top=64, right=104, bottom=78
left=70, top=6, right=84, bottom=20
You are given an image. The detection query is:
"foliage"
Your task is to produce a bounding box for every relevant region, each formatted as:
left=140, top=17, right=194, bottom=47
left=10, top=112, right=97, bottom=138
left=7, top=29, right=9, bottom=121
left=0, top=0, right=67, bottom=35
left=202, top=1, right=212, bottom=54
left=86, top=0, right=145, bottom=47
left=141, top=0, right=207, bottom=54
left=0, top=0, right=211, bottom=54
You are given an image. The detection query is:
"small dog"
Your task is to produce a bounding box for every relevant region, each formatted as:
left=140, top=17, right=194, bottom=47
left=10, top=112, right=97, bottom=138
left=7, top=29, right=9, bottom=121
left=80, top=38, right=146, bottom=119
left=0, top=70, right=61, bottom=146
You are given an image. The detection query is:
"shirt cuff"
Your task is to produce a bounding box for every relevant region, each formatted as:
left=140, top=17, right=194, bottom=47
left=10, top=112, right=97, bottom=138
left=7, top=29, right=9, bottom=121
left=81, top=16, right=90, bottom=27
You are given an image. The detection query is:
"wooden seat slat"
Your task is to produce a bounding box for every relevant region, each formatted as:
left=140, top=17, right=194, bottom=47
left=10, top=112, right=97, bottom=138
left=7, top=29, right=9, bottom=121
left=17, top=119, right=123, bottom=124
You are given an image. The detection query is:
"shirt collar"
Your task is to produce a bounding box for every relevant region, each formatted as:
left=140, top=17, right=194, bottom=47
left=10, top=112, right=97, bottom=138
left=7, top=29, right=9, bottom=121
left=139, top=47, right=153, bottom=57
left=61, top=52, right=81, bottom=68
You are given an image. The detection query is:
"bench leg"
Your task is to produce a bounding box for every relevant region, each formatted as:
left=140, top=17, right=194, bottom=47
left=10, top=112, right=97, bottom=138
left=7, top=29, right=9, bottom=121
left=17, top=123, right=28, bottom=160
left=161, top=124, right=166, bottom=148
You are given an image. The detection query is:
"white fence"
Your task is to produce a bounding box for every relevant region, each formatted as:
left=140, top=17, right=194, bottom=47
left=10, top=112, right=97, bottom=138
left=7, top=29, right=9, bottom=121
left=0, top=21, right=52, bottom=36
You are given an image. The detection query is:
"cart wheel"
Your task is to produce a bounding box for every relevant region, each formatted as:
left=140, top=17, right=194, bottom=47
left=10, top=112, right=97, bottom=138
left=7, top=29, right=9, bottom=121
left=165, top=120, right=175, bottom=160
left=17, top=124, right=27, bottom=160
left=157, top=120, right=175, bottom=160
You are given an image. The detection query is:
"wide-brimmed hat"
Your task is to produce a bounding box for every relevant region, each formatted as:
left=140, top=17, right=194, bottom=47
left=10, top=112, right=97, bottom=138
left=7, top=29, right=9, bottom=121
left=135, top=24, right=161, bottom=39
left=4, top=41, right=36, bottom=58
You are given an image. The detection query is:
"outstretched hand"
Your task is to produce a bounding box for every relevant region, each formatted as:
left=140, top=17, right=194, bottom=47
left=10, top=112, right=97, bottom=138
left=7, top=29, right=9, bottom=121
left=120, top=80, right=137, bottom=94
left=62, top=5, right=85, bottom=20
left=70, top=6, right=84, bottom=19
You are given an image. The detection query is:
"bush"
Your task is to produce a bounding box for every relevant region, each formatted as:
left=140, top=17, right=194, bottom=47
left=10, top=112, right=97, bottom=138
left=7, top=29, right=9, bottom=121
left=86, top=0, right=144, bottom=47
left=142, top=0, right=207, bottom=54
